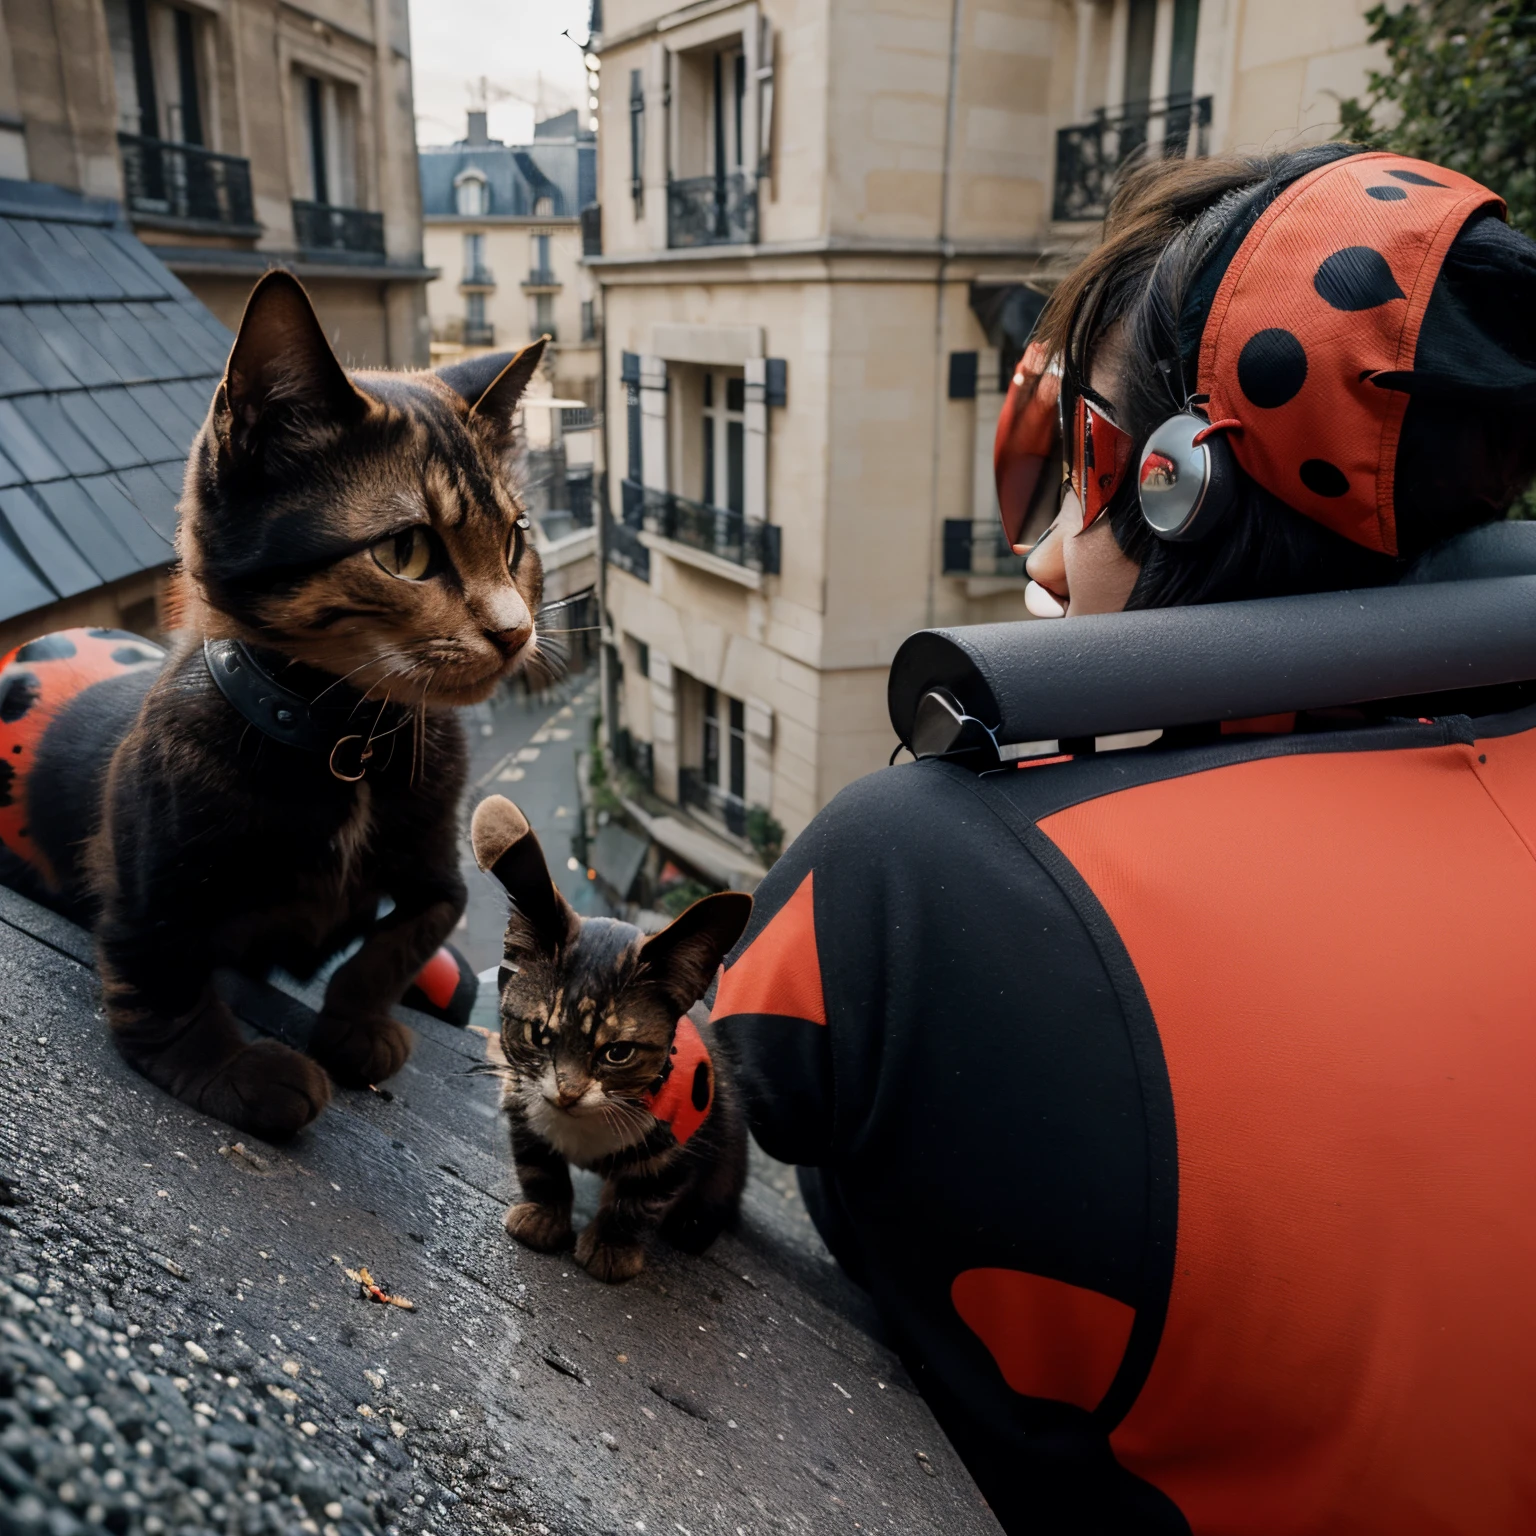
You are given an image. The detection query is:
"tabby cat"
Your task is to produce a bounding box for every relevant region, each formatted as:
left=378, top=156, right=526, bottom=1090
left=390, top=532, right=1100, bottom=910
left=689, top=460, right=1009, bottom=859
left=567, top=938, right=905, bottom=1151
left=7, top=272, right=549, bottom=1139
left=471, top=794, right=751, bottom=1282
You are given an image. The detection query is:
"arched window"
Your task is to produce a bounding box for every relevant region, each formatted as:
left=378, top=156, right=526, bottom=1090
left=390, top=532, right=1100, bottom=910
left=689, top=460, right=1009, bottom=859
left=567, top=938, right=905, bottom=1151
left=455, top=169, right=489, bottom=216
left=533, top=194, right=555, bottom=217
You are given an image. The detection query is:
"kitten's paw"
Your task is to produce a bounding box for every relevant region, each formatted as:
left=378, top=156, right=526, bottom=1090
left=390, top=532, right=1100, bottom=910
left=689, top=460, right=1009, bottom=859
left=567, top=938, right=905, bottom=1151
left=504, top=1201, right=573, bottom=1252
left=199, top=1039, right=332, bottom=1141
left=575, top=1224, right=646, bottom=1283
left=310, top=1010, right=413, bottom=1088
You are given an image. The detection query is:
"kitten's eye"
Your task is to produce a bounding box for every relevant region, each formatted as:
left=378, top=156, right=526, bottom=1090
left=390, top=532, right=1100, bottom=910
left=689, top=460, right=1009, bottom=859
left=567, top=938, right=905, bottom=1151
left=372, top=526, right=433, bottom=581
left=602, top=1041, right=636, bottom=1065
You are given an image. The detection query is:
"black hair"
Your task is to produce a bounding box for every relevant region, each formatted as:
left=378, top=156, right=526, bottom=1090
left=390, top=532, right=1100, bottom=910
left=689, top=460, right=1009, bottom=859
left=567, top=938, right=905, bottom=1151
left=1038, top=143, right=1536, bottom=610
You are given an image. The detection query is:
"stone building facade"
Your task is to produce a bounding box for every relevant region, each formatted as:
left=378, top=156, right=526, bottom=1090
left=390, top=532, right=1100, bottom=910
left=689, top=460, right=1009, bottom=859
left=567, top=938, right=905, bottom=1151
left=2, top=0, right=431, bottom=369
left=590, top=0, right=1393, bottom=853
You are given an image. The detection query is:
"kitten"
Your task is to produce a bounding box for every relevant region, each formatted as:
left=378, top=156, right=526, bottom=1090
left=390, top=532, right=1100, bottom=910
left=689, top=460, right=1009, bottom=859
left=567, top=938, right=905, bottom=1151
left=5, top=271, right=550, bottom=1139
left=470, top=794, right=751, bottom=1283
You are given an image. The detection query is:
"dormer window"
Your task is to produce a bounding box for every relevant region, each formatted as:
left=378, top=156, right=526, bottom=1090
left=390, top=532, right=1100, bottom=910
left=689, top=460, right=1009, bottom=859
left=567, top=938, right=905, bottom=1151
left=534, top=194, right=554, bottom=217
left=455, top=169, right=489, bottom=216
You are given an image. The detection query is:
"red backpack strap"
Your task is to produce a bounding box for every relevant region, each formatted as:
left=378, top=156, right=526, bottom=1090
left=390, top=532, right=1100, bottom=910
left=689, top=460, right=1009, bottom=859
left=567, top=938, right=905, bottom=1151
left=642, top=1014, right=714, bottom=1146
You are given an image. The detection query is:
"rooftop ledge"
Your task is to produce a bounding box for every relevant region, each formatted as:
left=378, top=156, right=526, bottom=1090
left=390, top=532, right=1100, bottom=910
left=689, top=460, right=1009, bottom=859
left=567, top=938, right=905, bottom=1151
left=0, top=880, right=997, bottom=1533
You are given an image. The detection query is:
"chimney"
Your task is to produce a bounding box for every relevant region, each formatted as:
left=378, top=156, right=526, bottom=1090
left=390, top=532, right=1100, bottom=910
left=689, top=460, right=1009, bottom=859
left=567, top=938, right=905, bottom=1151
left=466, top=110, right=489, bottom=145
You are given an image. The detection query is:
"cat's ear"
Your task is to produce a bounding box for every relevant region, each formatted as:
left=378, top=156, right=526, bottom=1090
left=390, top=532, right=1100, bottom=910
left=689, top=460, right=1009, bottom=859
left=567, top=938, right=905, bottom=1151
left=436, top=337, right=547, bottom=436
left=217, top=271, right=366, bottom=459
left=638, top=892, right=753, bottom=1015
left=472, top=794, right=578, bottom=952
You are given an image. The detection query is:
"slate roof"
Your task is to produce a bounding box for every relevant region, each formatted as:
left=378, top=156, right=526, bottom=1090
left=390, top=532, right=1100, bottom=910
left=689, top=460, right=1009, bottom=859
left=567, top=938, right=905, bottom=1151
left=419, top=125, right=596, bottom=220
left=0, top=176, right=231, bottom=625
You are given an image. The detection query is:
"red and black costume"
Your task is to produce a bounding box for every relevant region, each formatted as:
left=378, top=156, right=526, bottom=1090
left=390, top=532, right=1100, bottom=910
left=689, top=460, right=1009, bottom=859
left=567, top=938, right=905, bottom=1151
left=715, top=152, right=1536, bottom=1534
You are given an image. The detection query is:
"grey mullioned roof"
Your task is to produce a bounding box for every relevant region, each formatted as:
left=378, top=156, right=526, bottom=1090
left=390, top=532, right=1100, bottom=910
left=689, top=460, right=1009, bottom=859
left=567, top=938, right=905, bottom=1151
left=419, top=119, right=596, bottom=220
left=0, top=177, right=230, bottom=625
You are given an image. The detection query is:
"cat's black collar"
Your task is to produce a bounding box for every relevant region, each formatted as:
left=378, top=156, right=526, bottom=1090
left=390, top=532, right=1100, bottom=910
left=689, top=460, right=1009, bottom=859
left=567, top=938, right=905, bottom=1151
left=202, top=638, right=406, bottom=781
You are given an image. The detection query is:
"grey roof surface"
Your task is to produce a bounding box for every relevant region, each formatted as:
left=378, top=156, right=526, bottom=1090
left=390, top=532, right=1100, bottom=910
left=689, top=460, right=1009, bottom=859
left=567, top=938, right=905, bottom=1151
left=420, top=129, right=597, bottom=219
left=0, top=176, right=231, bottom=624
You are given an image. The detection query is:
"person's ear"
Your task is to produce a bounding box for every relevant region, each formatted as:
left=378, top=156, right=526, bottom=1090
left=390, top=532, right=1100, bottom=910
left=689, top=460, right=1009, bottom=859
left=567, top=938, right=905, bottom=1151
left=471, top=795, right=579, bottom=953
left=637, top=892, right=753, bottom=1015
left=217, top=270, right=366, bottom=463
left=436, top=337, right=548, bottom=444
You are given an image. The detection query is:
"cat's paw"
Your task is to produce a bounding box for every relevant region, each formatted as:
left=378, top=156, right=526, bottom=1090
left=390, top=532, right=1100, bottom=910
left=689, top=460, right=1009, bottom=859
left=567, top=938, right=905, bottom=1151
left=575, top=1223, right=646, bottom=1283
left=504, top=1201, right=573, bottom=1252
left=310, top=1009, right=413, bottom=1088
left=199, top=1039, right=332, bottom=1141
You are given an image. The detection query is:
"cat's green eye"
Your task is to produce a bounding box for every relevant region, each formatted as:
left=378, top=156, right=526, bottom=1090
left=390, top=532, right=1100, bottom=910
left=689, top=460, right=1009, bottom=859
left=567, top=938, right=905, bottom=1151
left=602, top=1041, right=635, bottom=1066
left=372, top=526, right=433, bottom=581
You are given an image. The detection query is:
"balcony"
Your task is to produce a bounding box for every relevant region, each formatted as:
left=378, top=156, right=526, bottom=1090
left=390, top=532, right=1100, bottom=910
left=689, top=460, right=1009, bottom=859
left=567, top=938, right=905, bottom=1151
left=561, top=405, right=596, bottom=432
left=117, top=134, right=257, bottom=232
left=460, top=265, right=495, bottom=290
left=604, top=499, right=651, bottom=583
left=462, top=321, right=495, bottom=346
left=291, top=199, right=386, bottom=259
left=1053, top=95, right=1213, bottom=222
left=942, top=519, right=1028, bottom=579
left=523, top=267, right=559, bottom=289
left=679, top=768, right=747, bottom=837
left=667, top=172, right=757, bottom=249
left=620, top=479, right=781, bottom=576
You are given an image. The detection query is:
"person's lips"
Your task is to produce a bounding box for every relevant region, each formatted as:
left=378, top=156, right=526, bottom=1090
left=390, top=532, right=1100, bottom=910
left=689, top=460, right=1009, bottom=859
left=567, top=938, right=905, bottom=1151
left=1025, top=580, right=1067, bottom=619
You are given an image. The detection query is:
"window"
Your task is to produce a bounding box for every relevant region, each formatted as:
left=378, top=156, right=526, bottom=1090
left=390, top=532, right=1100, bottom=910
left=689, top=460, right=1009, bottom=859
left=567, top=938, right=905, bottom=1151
left=463, top=231, right=485, bottom=278
left=466, top=291, right=486, bottom=327
left=629, top=69, right=644, bottom=213
left=534, top=195, right=554, bottom=217
left=105, top=0, right=204, bottom=144
left=534, top=292, right=555, bottom=337
left=455, top=170, right=488, bottom=216
left=701, top=370, right=745, bottom=513
left=581, top=300, right=596, bottom=342
left=703, top=687, right=746, bottom=801
left=296, top=72, right=359, bottom=207
left=533, top=232, right=551, bottom=279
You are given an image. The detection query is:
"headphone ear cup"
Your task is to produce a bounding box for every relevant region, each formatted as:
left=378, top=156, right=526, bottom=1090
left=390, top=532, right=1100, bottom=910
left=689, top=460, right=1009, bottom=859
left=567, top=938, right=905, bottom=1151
left=1137, top=413, right=1240, bottom=543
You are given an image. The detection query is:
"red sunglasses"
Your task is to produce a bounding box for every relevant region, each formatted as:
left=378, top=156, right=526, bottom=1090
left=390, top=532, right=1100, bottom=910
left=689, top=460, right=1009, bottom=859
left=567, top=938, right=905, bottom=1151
left=993, top=347, right=1134, bottom=548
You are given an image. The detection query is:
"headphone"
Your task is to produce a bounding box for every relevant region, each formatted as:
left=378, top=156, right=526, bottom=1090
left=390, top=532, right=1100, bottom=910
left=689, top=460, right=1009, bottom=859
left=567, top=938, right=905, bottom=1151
left=1135, top=408, right=1242, bottom=542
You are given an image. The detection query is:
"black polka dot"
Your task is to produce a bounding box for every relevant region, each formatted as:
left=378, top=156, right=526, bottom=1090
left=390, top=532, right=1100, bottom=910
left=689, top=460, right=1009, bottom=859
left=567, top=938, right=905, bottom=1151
left=0, top=760, right=13, bottom=808
left=1313, top=247, right=1405, bottom=311
left=0, top=672, right=41, bottom=723
left=9, top=745, right=19, bottom=754
left=111, top=645, right=160, bottom=667
left=691, top=1060, right=712, bottom=1113
left=15, top=635, right=75, bottom=662
left=1300, top=459, right=1349, bottom=497
left=1388, top=169, right=1446, bottom=187
left=1237, top=329, right=1308, bottom=408
left=1367, top=185, right=1408, bottom=201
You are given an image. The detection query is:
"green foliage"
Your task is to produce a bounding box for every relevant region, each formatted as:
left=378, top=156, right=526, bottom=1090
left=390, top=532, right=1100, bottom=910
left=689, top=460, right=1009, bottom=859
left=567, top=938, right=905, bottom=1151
left=658, top=878, right=713, bottom=918
left=745, top=804, right=785, bottom=867
left=1337, top=1, right=1536, bottom=238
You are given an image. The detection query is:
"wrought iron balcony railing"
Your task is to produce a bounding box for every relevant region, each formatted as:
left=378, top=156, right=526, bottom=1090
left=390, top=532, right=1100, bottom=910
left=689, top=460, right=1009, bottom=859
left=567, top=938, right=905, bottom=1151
left=1053, top=95, right=1213, bottom=223
left=291, top=200, right=386, bottom=258
left=678, top=768, right=747, bottom=837
left=604, top=500, right=651, bottom=582
left=118, top=134, right=257, bottom=230
left=462, top=320, right=495, bottom=345
left=561, top=405, right=595, bottom=432
left=461, top=265, right=495, bottom=288
left=523, top=267, right=559, bottom=287
left=942, top=519, right=1028, bottom=579
left=667, top=172, right=758, bottom=248
left=620, top=480, right=781, bottom=575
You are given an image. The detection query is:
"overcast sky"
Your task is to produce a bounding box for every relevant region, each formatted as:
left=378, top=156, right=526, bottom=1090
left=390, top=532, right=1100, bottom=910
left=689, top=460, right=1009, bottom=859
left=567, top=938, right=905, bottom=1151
left=407, top=0, right=592, bottom=147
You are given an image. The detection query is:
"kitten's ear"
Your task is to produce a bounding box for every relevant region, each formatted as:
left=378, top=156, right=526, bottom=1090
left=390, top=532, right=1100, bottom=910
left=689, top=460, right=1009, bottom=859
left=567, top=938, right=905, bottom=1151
left=638, top=892, right=753, bottom=1015
left=436, top=337, right=547, bottom=435
left=218, top=271, right=365, bottom=458
left=471, top=795, right=578, bottom=952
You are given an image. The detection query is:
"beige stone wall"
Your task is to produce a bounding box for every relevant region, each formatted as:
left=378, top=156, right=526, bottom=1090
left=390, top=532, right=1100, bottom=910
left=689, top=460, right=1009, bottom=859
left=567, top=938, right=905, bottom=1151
left=423, top=218, right=600, bottom=396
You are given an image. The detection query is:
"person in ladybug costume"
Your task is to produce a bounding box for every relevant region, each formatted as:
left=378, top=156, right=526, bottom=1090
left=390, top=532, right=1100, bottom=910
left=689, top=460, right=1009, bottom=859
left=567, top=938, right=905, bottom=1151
left=711, top=144, right=1536, bottom=1534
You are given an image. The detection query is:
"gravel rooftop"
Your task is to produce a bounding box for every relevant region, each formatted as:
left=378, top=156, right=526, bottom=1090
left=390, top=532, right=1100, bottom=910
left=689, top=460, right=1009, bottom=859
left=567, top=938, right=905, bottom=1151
left=0, top=883, right=999, bottom=1536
